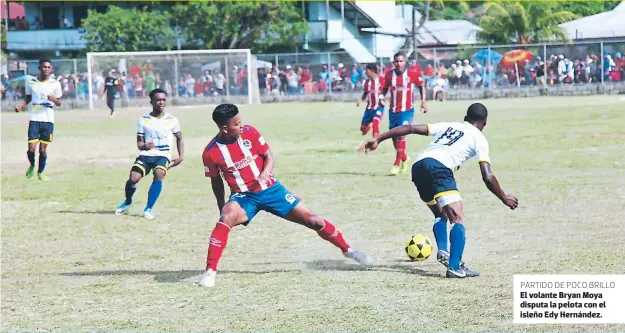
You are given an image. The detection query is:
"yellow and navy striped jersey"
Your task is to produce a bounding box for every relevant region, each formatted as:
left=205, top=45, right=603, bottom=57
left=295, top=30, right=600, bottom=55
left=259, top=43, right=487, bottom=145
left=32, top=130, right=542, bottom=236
left=137, top=113, right=181, bottom=160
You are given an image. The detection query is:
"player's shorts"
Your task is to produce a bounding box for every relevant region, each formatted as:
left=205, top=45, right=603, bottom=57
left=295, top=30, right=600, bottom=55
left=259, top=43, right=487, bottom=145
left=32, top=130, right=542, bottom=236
left=227, top=182, right=301, bottom=225
left=131, top=155, right=170, bottom=177
left=28, top=121, right=54, bottom=144
left=361, top=107, right=384, bottom=125
left=389, top=108, right=414, bottom=129
left=412, top=157, right=461, bottom=207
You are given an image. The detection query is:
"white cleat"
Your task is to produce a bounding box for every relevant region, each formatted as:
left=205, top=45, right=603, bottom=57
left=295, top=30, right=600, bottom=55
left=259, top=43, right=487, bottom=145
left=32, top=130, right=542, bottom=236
left=199, top=269, right=217, bottom=288
left=344, top=248, right=372, bottom=266
left=115, top=201, right=131, bottom=215
left=143, top=208, right=155, bottom=220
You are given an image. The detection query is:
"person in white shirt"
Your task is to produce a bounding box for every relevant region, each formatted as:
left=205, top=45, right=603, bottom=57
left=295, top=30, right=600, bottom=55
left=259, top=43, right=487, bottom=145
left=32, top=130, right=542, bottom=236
left=359, top=103, right=518, bottom=278
left=115, top=88, right=185, bottom=220
left=15, top=59, right=62, bottom=181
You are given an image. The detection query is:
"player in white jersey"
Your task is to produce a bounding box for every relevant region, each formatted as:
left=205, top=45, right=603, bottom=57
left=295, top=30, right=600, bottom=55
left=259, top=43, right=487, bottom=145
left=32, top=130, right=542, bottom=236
left=15, top=59, right=63, bottom=181
left=359, top=103, right=518, bottom=278
left=115, top=88, right=185, bottom=219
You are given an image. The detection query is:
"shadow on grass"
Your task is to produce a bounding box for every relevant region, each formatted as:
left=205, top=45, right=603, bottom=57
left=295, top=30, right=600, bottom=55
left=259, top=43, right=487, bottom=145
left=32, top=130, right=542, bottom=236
left=57, top=210, right=116, bottom=215
left=282, top=171, right=393, bottom=177
left=61, top=260, right=440, bottom=283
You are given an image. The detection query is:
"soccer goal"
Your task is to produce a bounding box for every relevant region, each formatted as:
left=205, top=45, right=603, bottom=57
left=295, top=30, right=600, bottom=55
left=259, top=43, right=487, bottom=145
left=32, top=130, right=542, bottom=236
left=86, top=49, right=261, bottom=110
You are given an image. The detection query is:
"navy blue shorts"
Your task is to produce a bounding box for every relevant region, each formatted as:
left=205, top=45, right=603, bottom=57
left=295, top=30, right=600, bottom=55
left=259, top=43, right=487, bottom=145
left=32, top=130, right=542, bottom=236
left=131, top=155, right=170, bottom=177
left=28, top=121, right=54, bottom=144
left=227, top=182, right=301, bottom=225
left=388, top=108, right=414, bottom=129
left=361, top=107, right=384, bottom=125
left=411, top=158, right=458, bottom=204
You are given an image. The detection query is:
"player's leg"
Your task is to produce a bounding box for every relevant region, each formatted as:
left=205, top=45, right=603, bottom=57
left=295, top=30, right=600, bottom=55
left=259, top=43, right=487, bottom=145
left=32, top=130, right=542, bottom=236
left=398, top=110, right=414, bottom=174
left=107, top=96, right=115, bottom=117
left=372, top=107, right=383, bottom=138
left=360, top=109, right=373, bottom=135
left=36, top=123, right=53, bottom=181
left=26, top=121, right=39, bottom=178
left=143, top=159, right=169, bottom=219
left=200, top=198, right=254, bottom=288
left=282, top=202, right=371, bottom=266
left=438, top=196, right=478, bottom=278
left=115, top=158, right=146, bottom=214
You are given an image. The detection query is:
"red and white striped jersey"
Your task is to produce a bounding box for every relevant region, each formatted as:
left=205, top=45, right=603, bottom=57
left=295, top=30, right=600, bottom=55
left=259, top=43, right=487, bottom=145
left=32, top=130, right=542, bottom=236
left=202, top=125, right=276, bottom=193
left=383, top=68, right=424, bottom=113
left=363, top=76, right=385, bottom=110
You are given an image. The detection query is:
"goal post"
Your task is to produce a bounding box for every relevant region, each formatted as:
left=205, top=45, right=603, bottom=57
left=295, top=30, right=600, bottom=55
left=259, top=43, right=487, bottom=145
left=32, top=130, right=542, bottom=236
left=86, top=49, right=261, bottom=110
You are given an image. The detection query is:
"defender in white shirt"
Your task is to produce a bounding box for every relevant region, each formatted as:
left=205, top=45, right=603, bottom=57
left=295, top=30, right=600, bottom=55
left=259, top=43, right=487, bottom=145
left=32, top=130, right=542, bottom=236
left=15, top=59, right=63, bottom=181
left=115, top=89, right=185, bottom=219
left=359, top=103, right=518, bottom=278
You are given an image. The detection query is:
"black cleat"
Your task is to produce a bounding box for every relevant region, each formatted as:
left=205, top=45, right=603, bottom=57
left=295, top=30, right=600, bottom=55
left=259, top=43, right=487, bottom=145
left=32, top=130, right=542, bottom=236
left=436, top=250, right=466, bottom=269
left=446, top=266, right=480, bottom=278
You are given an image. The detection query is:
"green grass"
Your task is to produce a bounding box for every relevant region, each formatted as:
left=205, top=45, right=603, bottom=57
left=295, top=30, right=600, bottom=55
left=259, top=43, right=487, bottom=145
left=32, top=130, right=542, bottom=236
left=2, top=96, right=625, bottom=332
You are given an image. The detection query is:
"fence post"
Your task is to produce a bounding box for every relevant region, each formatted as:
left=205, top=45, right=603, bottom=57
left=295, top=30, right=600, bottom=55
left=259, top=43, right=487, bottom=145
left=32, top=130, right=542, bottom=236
left=274, top=54, right=279, bottom=71
left=487, top=46, right=492, bottom=90
left=543, top=43, right=547, bottom=86
left=225, top=56, right=230, bottom=96
left=87, top=54, right=93, bottom=110
left=174, top=56, right=179, bottom=97
left=327, top=52, right=332, bottom=93
left=73, top=59, right=77, bottom=74
left=433, top=48, right=437, bottom=70
left=600, top=41, right=604, bottom=85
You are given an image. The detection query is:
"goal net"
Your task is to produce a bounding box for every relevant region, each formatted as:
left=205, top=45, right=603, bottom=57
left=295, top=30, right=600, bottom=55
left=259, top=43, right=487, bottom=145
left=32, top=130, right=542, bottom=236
left=86, top=49, right=261, bottom=110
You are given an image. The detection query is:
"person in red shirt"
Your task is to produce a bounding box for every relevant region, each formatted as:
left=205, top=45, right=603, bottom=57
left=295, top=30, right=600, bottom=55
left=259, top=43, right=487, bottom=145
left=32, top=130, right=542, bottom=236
left=380, top=52, right=427, bottom=175
left=356, top=63, right=385, bottom=138
left=199, top=104, right=372, bottom=287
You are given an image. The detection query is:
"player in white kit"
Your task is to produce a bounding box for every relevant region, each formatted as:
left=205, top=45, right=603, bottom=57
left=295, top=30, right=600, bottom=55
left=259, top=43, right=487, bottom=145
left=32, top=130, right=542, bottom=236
left=15, top=59, right=63, bottom=181
left=359, top=103, right=518, bottom=278
left=115, top=88, right=185, bottom=219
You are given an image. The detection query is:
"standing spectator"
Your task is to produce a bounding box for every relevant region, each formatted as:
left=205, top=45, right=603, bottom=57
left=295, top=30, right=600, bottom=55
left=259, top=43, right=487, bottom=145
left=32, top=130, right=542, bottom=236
left=319, top=65, right=331, bottom=92
left=214, top=70, right=226, bottom=95
left=202, top=70, right=213, bottom=96
left=349, top=64, right=361, bottom=91
left=285, top=65, right=300, bottom=95
left=184, top=73, right=195, bottom=97
left=134, top=74, right=144, bottom=97
left=535, top=61, right=546, bottom=86
left=144, top=70, right=155, bottom=93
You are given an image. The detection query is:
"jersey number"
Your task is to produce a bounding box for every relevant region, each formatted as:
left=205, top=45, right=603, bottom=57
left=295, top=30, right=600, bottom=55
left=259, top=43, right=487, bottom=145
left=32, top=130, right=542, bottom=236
left=434, top=127, right=464, bottom=146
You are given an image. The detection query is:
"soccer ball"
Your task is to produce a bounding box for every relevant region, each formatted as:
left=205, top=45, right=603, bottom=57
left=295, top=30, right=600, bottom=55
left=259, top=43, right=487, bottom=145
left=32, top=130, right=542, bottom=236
left=405, top=234, right=433, bottom=261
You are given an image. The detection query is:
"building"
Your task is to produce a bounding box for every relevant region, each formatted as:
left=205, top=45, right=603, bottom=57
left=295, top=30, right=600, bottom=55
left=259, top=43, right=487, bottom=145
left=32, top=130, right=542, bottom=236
left=558, top=1, right=625, bottom=41
left=3, top=1, right=407, bottom=63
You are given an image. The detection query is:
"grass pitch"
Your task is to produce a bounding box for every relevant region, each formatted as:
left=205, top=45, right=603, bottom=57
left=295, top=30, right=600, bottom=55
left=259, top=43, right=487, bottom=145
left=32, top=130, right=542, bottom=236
left=2, top=96, right=625, bottom=332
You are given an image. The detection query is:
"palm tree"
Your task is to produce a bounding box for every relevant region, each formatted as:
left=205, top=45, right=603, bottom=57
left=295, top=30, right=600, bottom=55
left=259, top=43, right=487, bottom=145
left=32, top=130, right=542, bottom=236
left=478, top=1, right=578, bottom=44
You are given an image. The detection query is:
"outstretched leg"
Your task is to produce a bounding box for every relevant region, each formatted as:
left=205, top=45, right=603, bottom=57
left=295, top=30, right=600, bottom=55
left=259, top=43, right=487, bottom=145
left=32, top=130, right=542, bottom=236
left=115, top=170, right=143, bottom=215
left=143, top=168, right=166, bottom=219
left=441, top=200, right=478, bottom=278
left=283, top=202, right=371, bottom=266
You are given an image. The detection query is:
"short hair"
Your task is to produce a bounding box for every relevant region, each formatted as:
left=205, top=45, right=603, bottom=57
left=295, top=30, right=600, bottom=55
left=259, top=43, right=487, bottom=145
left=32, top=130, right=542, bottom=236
left=39, top=59, right=52, bottom=66
left=393, top=52, right=406, bottom=60
left=149, top=88, right=167, bottom=101
left=213, top=103, right=239, bottom=127
left=465, top=103, right=488, bottom=123
left=365, top=63, right=377, bottom=71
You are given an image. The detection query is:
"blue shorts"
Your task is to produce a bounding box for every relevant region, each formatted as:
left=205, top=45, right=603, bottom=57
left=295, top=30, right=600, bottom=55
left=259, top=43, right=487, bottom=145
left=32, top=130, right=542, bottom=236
left=28, top=121, right=54, bottom=144
left=389, top=108, right=414, bottom=129
left=227, top=182, right=301, bottom=225
left=411, top=158, right=458, bottom=205
left=361, top=107, right=384, bottom=125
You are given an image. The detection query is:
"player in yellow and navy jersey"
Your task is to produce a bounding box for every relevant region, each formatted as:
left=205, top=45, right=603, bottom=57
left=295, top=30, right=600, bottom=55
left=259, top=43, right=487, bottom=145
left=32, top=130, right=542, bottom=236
left=15, top=59, right=63, bottom=181
left=115, top=88, right=185, bottom=220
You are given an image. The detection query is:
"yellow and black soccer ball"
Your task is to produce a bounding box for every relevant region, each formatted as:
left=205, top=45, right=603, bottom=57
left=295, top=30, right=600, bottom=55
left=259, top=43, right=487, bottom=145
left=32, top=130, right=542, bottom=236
left=405, top=234, right=433, bottom=261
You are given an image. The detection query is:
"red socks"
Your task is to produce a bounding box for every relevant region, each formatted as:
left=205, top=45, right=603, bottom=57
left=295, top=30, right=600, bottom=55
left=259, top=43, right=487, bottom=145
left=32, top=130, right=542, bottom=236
left=317, top=220, right=350, bottom=253
left=398, top=139, right=407, bottom=161
left=360, top=124, right=371, bottom=135
left=372, top=117, right=380, bottom=137
left=205, top=222, right=231, bottom=271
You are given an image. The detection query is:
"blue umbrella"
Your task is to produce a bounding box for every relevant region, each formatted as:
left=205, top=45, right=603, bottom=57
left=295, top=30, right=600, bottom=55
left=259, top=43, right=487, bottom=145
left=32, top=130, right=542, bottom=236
left=471, top=49, right=503, bottom=64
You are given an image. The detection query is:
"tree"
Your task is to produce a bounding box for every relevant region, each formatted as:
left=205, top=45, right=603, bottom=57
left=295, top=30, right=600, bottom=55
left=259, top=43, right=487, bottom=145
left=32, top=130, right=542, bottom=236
left=170, top=1, right=307, bottom=53
left=81, top=6, right=175, bottom=52
left=478, top=1, right=578, bottom=44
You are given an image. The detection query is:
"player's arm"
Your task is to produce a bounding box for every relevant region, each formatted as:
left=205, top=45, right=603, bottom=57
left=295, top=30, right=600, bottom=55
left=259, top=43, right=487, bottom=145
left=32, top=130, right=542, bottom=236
left=379, top=71, right=391, bottom=98
left=358, top=124, right=428, bottom=153
left=357, top=88, right=368, bottom=106
left=15, top=95, right=32, bottom=112
left=479, top=162, right=518, bottom=210
left=413, top=72, right=427, bottom=113
left=257, top=147, right=275, bottom=185
left=210, top=176, right=226, bottom=213
left=169, top=131, right=185, bottom=168
left=136, top=135, right=154, bottom=150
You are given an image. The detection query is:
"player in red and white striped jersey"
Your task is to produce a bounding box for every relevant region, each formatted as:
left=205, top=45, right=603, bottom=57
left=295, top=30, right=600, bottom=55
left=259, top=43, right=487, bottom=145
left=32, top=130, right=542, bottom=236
left=356, top=63, right=385, bottom=138
left=380, top=52, right=428, bottom=175
left=199, top=104, right=371, bottom=287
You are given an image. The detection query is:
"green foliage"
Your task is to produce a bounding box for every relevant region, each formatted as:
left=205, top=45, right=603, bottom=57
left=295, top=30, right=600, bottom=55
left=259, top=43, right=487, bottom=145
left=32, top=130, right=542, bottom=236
left=558, top=1, right=620, bottom=17
left=478, top=1, right=578, bottom=44
left=170, top=1, right=308, bottom=53
left=80, top=6, right=175, bottom=52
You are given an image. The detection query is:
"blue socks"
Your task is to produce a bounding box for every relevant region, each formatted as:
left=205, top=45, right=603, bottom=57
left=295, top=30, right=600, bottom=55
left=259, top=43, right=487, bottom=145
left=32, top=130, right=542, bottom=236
left=449, top=223, right=466, bottom=270
left=146, top=179, right=163, bottom=210
left=27, top=151, right=35, bottom=166
left=125, top=180, right=137, bottom=205
left=432, top=217, right=448, bottom=252
left=37, top=153, right=47, bottom=173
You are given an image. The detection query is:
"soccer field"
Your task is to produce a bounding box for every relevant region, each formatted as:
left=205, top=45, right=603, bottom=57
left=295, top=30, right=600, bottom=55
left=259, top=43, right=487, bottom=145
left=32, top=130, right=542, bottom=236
left=2, top=96, right=625, bottom=332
